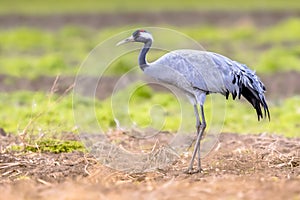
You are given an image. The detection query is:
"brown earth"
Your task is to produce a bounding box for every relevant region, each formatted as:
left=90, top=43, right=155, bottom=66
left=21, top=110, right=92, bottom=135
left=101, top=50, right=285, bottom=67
left=0, top=132, right=299, bottom=199
left=0, top=11, right=299, bottom=30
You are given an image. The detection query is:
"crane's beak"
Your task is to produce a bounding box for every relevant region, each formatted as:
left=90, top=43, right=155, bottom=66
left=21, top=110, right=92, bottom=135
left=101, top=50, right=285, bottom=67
left=116, top=35, right=135, bottom=46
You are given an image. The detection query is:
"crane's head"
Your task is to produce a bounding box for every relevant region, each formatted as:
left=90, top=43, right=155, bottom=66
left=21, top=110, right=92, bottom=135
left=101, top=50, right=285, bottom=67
left=117, top=29, right=153, bottom=46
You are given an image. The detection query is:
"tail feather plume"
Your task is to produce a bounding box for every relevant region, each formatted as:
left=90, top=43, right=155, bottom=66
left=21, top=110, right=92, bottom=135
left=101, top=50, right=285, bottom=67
left=225, top=64, right=270, bottom=121
left=209, top=52, right=270, bottom=121
left=241, top=84, right=270, bottom=121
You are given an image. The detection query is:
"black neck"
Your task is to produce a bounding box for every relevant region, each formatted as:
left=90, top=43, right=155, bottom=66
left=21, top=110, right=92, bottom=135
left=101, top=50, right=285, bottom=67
left=139, top=40, right=152, bottom=71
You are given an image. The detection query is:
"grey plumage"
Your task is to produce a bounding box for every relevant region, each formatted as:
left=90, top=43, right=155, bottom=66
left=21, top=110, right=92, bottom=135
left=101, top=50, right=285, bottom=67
left=148, top=50, right=269, bottom=120
left=117, top=29, right=270, bottom=173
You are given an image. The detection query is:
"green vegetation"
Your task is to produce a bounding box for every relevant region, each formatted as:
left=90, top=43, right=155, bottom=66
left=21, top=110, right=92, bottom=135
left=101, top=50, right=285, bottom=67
left=0, top=18, right=299, bottom=78
left=0, top=26, right=92, bottom=78
left=0, top=91, right=77, bottom=135
left=98, top=86, right=300, bottom=137
left=0, top=88, right=299, bottom=138
left=0, top=0, right=299, bottom=14
left=223, top=96, right=300, bottom=137
left=10, top=139, right=85, bottom=153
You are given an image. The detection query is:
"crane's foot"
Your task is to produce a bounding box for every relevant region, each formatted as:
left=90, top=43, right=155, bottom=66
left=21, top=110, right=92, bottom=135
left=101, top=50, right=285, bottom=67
left=184, top=167, right=203, bottom=174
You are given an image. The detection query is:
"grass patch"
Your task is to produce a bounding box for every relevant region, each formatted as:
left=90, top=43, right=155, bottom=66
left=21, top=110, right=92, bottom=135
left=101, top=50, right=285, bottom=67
left=10, top=139, right=85, bottom=153
left=257, top=18, right=300, bottom=44
left=257, top=47, right=300, bottom=73
left=223, top=96, right=300, bottom=137
left=0, top=18, right=300, bottom=78
left=0, top=86, right=299, bottom=138
left=0, top=91, right=77, bottom=135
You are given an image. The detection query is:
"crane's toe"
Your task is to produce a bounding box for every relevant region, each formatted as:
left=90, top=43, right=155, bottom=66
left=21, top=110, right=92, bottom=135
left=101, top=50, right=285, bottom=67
left=184, top=167, right=203, bottom=174
left=184, top=169, right=202, bottom=174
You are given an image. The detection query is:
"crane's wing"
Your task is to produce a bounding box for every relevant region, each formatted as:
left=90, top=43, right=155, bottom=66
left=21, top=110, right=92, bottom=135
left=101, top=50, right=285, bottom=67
left=150, top=50, right=232, bottom=94
left=148, top=49, right=270, bottom=120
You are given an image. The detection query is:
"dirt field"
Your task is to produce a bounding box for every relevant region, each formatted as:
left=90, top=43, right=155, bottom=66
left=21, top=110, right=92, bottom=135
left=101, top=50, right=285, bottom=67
left=0, top=132, right=299, bottom=199
left=1, top=11, right=299, bottom=30
left=0, top=11, right=299, bottom=199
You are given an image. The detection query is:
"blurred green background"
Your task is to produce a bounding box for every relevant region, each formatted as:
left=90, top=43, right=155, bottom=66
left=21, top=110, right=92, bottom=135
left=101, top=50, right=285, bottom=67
left=0, top=0, right=299, bottom=139
left=0, top=0, right=300, bottom=14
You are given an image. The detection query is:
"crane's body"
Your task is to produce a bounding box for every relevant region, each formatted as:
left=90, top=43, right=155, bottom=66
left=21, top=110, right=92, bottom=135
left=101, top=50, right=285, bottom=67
left=146, top=49, right=269, bottom=120
left=117, top=30, right=270, bottom=173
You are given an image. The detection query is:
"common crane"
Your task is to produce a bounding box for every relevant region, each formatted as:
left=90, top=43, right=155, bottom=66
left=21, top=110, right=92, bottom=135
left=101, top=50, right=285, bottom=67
left=117, top=29, right=270, bottom=173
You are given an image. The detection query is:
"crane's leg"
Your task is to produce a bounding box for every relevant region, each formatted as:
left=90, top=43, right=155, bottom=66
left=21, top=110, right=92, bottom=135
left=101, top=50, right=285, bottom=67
left=186, top=104, right=206, bottom=174
left=194, top=104, right=201, bottom=133
left=187, top=104, right=201, bottom=149
left=197, top=105, right=206, bottom=171
left=185, top=104, right=200, bottom=173
left=194, top=104, right=202, bottom=170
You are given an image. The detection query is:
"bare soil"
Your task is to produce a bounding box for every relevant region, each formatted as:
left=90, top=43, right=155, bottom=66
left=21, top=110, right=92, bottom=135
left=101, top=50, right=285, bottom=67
left=0, top=132, right=299, bottom=199
left=0, top=11, right=299, bottom=30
